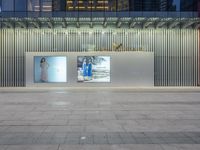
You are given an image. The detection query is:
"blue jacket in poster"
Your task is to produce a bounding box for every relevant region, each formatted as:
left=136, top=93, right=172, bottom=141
left=82, top=63, right=87, bottom=77
left=87, top=63, right=92, bottom=77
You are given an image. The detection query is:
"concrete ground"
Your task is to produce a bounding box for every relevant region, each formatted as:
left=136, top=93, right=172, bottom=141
left=0, top=88, right=200, bottom=149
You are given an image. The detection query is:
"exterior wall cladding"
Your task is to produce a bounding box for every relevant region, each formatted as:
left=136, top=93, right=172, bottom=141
left=0, top=0, right=200, bottom=87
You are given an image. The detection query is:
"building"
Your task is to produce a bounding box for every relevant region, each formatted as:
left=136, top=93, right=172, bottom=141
left=180, top=0, right=198, bottom=11
left=0, top=0, right=200, bottom=87
left=130, top=0, right=160, bottom=11
left=53, top=0, right=66, bottom=11
left=160, top=0, right=176, bottom=11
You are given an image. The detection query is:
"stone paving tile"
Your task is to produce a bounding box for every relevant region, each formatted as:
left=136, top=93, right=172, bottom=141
left=135, top=137, right=153, bottom=144
left=173, top=144, right=200, bottom=150
left=5, top=145, right=59, bottom=150
left=144, top=132, right=166, bottom=138
left=64, top=138, right=80, bottom=144
left=187, top=137, right=200, bottom=144
left=59, top=145, right=101, bottom=150
left=80, top=136, right=94, bottom=145
left=0, top=132, right=200, bottom=145
left=183, top=132, right=200, bottom=138
left=7, top=138, right=34, bottom=145
left=93, top=133, right=108, bottom=144
left=161, top=144, right=180, bottom=150
left=159, top=132, right=187, bottom=138
left=0, top=127, right=9, bottom=133
left=0, top=146, right=7, bottom=150
left=161, top=144, right=200, bottom=150
left=132, top=132, right=147, bottom=138
left=1, top=91, right=200, bottom=147
left=59, top=144, right=163, bottom=150
left=104, top=144, right=164, bottom=150
left=5, top=126, right=46, bottom=133
left=121, top=138, right=138, bottom=144
left=162, top=138, right=196, bottom=144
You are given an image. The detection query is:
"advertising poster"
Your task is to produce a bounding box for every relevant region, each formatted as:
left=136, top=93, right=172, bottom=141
left=77, top=56, right=110, bottom=82
left=34, top=56, right=67, bottom=83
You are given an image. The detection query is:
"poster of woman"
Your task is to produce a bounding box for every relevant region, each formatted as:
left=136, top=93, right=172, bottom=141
left=40, top=57, right=49, bottom=82
left=34, top=56, right=67, bottom=83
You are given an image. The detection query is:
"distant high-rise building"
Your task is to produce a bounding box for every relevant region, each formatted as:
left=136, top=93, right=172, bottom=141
left=53, top=0, right=66, bottom=11
left=129, top=0, right=142, bottom=11
left=0, top=0, right=2, bottom=12
left=143, top=0, right=160, bottom=11
left=129, top=0, right=160, bottom=11
left=28, top=0, right=40, bottom=11
left=180, top=0, right=197, bottom=11
left=117, top=0, right=129, bottom=11
left=160, top=0, right=176, bottom=11
left=41, top=0, right=52, bottom=11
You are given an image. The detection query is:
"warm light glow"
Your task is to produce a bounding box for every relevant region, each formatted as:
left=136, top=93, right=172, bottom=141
left=67, top=1, right=73, bottom=3
left=96, top=6, right=109, bottom=9
left=88, top=7, right=95, bottom=9
left=66, top=0, right=111, bottom=11
left=97, top=1, right=108, bottom=3
left=76, top=6, right=85, bottom=9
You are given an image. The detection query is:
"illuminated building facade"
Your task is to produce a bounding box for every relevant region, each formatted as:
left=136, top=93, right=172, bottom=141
left=0, top=0, right=200, bottom=87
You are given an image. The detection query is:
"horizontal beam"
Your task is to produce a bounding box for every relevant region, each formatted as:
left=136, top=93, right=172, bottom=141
left=0, top=17, right=199, bottom=29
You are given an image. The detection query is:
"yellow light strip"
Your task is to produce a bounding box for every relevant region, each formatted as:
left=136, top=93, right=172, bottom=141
left=96, top=6, right=109, bottom=9
left=68, top=7, right=74, bottom=9
left=43, top=6, right=52, bottom=8
left=97, top=1, right=108, bottom=3
left=88, top=7, right=96, bottom=9
left=76, top=6, right=85, bottom=9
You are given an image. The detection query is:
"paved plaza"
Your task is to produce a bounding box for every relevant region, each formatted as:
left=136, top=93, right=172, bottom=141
left=0, top=88, right=200, bottom=149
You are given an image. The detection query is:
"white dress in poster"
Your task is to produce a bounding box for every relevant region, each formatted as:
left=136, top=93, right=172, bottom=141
left=34, top=56, right=67, bottom=83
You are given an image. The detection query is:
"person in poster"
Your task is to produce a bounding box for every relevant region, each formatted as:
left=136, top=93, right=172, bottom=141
left=40, top=57, right=49, bottom=82
left=82, top=58, right=88, bottom=80
left=87, top=58, right=93, bottom=80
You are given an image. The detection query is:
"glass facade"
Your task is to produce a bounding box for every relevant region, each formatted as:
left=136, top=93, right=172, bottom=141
left=0, top=0, right=199, bottom=12
left=2, top=0, right=14, bottom=11
left=53, top=0, right=66, bottom=11
left=41, top=0, right=52, bottom=11
left=180, top=0, right=198, bottom=11
left=0, top=0, right=1, bottom=12
left=160, top=0, right=180, bottom=11
left=28, top=0, right=40, bottom=11
left=15, top=0, right=27, bottom=11
left=131, top=0, right=161, bottom=11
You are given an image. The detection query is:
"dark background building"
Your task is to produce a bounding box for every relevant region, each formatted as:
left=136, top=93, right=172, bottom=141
left=0, top=0, right=199, bottom=12
left=53, top=0, right=66, bottom=11
left=180, top=0, right=198, bottom=11
left=160, top=0, right=176, bottom=11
